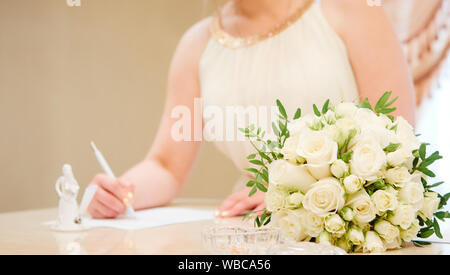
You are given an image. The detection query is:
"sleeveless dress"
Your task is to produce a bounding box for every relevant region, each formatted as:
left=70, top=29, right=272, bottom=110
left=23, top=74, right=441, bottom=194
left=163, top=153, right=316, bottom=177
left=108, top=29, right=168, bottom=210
left=199, top=0, right=359, bottom=191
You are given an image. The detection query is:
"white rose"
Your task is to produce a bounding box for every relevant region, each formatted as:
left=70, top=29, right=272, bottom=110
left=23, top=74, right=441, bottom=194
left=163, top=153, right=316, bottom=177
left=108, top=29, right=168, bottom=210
left=306, top=163, right=332, bottom=180
left=284, top=192, right=304, bottom=209
left=358, top=223, right=372, bottom=232
left=303, top=178, right=345, bottom=217
left=355, top=109, right=391, bottom=148
left=321, top=110, right=337, bottom=125
left=350, top=136, right=386, bottom=181
left=340, top=206, right=355, bottom=222
left=336, top=238, right=351, bottom=252
left=331, top=159, right=349, bottom=179
left=360, top=124, right=393, bottom=149
left=419, top=192, right=440, bottom=220
left=272, top=209, right=308, bottom=242
left=355, top=108, right=382, bottom=128
left=298, top=208, right=324, bottom=237
left=395, top=117, right=420, bottom=151
left=317, top=231, right=332, bottom=245
left=265, top=185, right=288, bottom=212
left=335, top=117, right=359, bottom=133
left=291, top=114, right=324, bottom=132
left=347, top=225, right=365, bottom=245
left=268, top=160, right=317, bottom=193
left=384, top=236, right=402, bottom=250
left=343, top=175, right=364, bottom=194
left=335, top=102, right=358, bottom=118
left=364, top=231, right=386, bottom=253
left=325, top=214, right=346, bottom=236
left=281, top=134, right=305, bottom=164
left=374, top=220, right=400, bottom=242
left=328, top=118, right=359, bottom=149
left=296, top=129, right=338, bottom=165
left=346, top=190, right=377, bottom=224
left=288, top=115, right=313, bottom=135
left=385, top=167, right=412, bottom=187
left=372, top=189, right=399, bottom=213
left=379, top=114, right=395, bottom=129
left=386, top=148, right=414, bottom=168
left=389, top=204, right=416, bottom=230
left=400, top=219, right=420, bottom=242
left=399, top=181, right=424, bottom=211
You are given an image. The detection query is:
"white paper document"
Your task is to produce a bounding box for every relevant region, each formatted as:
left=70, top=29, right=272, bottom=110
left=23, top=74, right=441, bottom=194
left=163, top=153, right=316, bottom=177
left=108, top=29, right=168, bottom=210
left=44, top=207, right=214, bottom=230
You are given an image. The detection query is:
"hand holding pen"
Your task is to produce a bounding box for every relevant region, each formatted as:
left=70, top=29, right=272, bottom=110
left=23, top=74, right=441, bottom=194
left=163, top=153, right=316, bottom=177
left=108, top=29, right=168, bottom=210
left=86, top=142, right=136, bottom=219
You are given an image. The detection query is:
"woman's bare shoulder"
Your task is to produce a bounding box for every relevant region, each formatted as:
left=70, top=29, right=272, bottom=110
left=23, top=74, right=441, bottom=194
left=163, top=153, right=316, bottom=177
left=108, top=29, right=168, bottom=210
left=172, top=17, right=213, bottom=69
left=320, top=0, right=389, bottom=39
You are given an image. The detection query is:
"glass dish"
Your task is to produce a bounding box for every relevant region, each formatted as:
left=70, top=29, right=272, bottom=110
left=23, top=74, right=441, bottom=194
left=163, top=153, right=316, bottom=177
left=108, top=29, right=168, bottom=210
left=201, top=226, right=281, bottom=255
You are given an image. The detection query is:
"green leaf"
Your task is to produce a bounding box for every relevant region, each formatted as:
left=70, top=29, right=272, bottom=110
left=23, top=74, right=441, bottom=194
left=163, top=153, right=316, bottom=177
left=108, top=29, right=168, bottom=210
left=384, top=143, right=401, bottom=153
left=359, top=98, right=372, bottom=110
left=258, top=151, right=272, bottom=163
left=374, top=91, right=399, bottom=115
left=419, top=168, right=436, bottom=178
left=412, top=240, right=432, bottom=247
left=435, top=211, right=450, bottom=221
left=439, top=193, right=450, bottom=209
left=249, top=159, right=265, bottom=166
left=261, top=169, right=269, bottom=183
left=293, top=108, right=302, bottom=120
left=428, top=182, right=444, bottom=189
left=254, top=216, right=261, bottom=227
left=256, top=182, right=268, bottom=193
left=246, top=181, right=255, bottom=187
left=375, top=91, right=392, bottom=110
left=419, top=143, right=427, bottom=160
left=245, top=168, right=259, bottom=174
left=322, top=99, right=330, bottom=114
left=412, top=157, right=419, bottom=170
left=276, top=99, right=287, bottom=119
left=434, top=219, right=443, bottom=239
left=313, top=104, right=321, bottom=117
left=341, top=151, right=353, bottom=163
left=419, top=228, right=434, bottom=239
left=247, top=154, right=256, bottom=160
left=248, top=186, right=257, bottom=197
left=272, top=122, right=280, bottom=137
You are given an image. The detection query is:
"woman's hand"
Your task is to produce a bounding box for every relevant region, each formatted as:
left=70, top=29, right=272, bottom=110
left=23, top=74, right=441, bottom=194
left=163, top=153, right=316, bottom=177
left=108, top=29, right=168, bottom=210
left=87, top=174, right=135, bottom=219
left=216, top=188, right=266, bottom=218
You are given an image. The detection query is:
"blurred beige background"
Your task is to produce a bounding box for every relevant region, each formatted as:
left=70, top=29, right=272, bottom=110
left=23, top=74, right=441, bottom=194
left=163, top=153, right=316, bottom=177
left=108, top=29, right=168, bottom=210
left=0, top=0, right=238, bottom=213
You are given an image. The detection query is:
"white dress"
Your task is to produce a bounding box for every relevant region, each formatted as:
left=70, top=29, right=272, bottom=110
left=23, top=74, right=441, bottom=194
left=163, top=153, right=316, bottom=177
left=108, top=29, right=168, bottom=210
left=199, top=1, right=359, bottom=190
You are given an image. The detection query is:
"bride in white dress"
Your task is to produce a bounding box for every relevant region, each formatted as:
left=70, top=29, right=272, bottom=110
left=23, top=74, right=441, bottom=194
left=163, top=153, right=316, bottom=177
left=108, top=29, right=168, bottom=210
left=86, top=0, right=416, bottom=219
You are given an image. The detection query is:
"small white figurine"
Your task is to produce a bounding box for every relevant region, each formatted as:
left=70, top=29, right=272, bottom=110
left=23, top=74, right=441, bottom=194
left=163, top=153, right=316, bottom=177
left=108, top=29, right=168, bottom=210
left=52, top=164, right=84, bottom=231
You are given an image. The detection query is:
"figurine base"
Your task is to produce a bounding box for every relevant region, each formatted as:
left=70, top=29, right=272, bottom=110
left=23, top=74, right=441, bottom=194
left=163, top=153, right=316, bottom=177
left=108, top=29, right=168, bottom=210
left=51, top=223, right=86, bottom=232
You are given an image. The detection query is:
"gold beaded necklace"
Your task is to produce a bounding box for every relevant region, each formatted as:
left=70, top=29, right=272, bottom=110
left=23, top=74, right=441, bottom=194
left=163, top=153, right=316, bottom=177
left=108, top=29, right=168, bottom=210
left=211, top=0, right=315, bottom=49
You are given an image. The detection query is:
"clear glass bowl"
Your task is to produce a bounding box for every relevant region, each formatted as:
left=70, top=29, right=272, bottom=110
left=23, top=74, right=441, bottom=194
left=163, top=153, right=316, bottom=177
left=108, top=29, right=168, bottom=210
left=202, top=226, right=281, bottom=255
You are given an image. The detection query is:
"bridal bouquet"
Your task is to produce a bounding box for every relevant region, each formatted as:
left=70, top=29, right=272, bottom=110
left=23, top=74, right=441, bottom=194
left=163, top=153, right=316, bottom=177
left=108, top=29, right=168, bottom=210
left=242, top=92, right=450, bottom=253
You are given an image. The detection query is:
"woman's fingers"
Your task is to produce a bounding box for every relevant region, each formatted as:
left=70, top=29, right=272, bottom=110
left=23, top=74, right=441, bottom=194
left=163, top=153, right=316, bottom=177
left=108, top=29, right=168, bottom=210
left=217, top=194, right=239, bottom=214
left=87, top=174, right=129, bottom=219
left=222, top=201, right=251, bottom=217
left=217, top=188, right=267, bottom=218
left=88, top=198, right=119, bottom=219
left=95, top=187, right=126, bottom=214
left=253, top=202, right=266, bottom=212
left=95, top=175, right=128, bottom=201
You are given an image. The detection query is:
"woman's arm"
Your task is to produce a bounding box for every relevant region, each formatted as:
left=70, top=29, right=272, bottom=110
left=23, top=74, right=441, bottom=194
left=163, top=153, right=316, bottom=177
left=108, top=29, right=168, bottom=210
left=322, top=0, right=416, bottom=125
left=88, top=19, right=212, bottom=218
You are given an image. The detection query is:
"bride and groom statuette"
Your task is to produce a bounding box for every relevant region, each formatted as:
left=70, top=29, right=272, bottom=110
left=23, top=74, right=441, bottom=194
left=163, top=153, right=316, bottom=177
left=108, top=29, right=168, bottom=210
left=53, top=164, right=85, bottom=231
